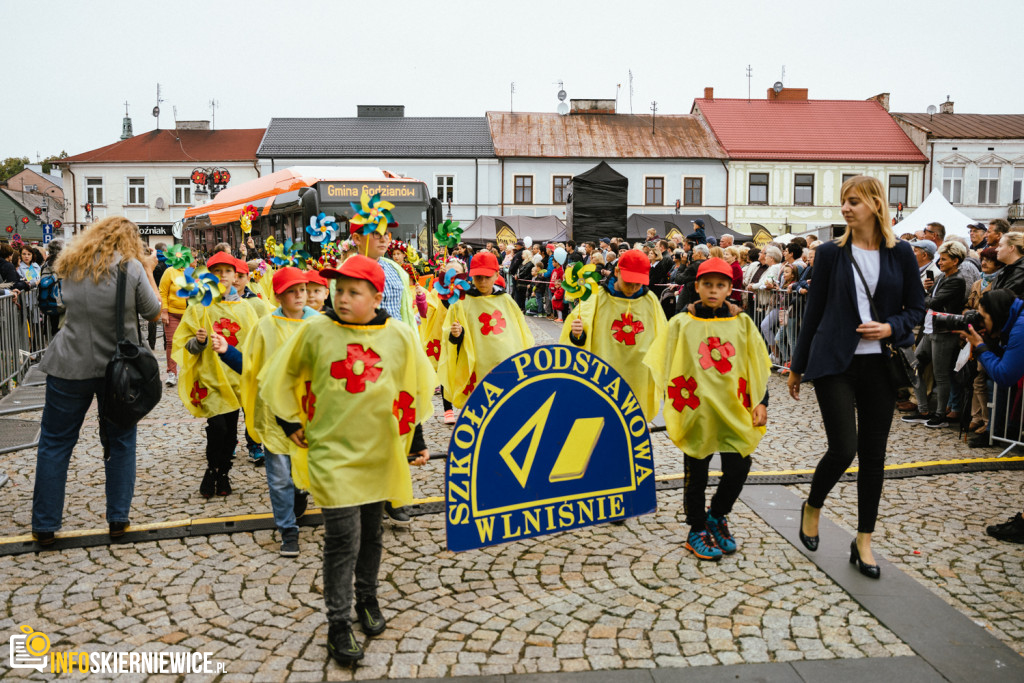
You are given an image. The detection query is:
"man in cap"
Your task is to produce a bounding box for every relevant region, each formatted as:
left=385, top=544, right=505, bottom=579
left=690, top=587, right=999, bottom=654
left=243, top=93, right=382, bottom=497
left=968, top=222, right=988, bottom=252
left=687, top=219, right=707, bottom=246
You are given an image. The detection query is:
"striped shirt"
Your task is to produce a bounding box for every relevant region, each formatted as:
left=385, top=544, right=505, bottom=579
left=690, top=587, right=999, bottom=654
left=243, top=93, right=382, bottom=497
left=379, top=258, right=404, bottom=321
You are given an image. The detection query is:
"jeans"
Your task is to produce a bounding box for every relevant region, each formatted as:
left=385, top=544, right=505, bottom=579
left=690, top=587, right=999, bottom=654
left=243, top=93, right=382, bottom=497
left=264, top=450, right=298, bottom=537
left=322, top=502, right=385, bottom=626
left=206, top=410, right=239, bottom=472
left=809, top=354, right=895, bottom=533
left=913, top=332, right=959, bottom=415
left=32, top=375, right=138, bottom=532
left=684, top=452, right=751, bottom=531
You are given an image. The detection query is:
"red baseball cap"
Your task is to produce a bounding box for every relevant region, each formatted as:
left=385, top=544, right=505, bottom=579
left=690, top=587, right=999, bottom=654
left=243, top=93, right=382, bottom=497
left=696, top=257, right=733, bottom=281
left=495, top=275, right=506, bottom=289
left=469, top=251, right=499, bottom=277
left=322, top=254, right=385, bottom=293
left=616, top=250, right=650, bottom=285
left=272, top=266, right=308, bottom=295
left=206, top=252, right=238, bottom=271
left=234, top=258, right=249, bottom=274
left=305, top=270, right=328, bottom=287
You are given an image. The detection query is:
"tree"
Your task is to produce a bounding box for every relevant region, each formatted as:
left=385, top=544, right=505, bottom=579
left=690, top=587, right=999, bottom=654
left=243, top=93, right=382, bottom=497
left=0, top=156, right=30, bottom=183
left=41, top=151, right=68, bottom=175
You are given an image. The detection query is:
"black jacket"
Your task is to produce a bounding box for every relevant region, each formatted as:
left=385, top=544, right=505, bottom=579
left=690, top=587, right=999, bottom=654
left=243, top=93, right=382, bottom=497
left=0, top=259, right=29, bottom=291
left=924, top=272, right=966, bottom=316
left=649, top=254, right=673, bottom=288
left=993, top=256, right=1024, bottom=296
left=508, top=249, right=525, bottom=281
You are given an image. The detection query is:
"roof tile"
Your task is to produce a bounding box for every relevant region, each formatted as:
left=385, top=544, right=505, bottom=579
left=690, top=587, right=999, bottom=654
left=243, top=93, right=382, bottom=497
left=61, top=129, right=264, bottom=164
left=893, top=113, right=1024, bottom=140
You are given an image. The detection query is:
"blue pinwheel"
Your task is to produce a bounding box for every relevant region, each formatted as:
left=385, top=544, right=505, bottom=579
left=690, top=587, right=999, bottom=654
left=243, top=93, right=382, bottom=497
left=433, top=267, right=472, bottom=303
left=306, top=212, right=339, bottom=243
left=270, top=239, right=311, bottom=267
left=349, top=191, right=395, bottom=235
left=174, top=266, right=223, bottom=307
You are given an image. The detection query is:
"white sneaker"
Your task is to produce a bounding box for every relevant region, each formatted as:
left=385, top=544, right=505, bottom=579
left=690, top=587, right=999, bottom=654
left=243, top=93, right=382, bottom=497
left=165, top=373, right=177, bottom=387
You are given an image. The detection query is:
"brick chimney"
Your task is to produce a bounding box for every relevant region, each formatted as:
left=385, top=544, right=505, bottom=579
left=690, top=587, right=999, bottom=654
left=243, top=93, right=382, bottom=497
left=704, top=87, right=714, bottom=100
left=868, top=92, right=890, bottom=112
left=939, top=97, right=954, bottom=114
left=767, top=87, right=808, bottom=101
left=569, top=99, right=616, bottom=115
left=176, top=120, right=210, bottom=130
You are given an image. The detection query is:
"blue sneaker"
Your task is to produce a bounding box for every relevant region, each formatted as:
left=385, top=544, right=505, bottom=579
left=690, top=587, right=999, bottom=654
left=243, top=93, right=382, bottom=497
left=706, top=511, right=737, bottom=554
left=685, top=529, right=722, bottom=561
left=249, top=446, right=265, bottom=467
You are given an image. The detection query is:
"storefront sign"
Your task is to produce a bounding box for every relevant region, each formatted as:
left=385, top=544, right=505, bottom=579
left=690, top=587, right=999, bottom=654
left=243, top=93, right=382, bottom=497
left=137, top=224, right=173, bottom=236
left=446, top=345, right=657, bottom=552
left=318, top=182, right=425, bottom=203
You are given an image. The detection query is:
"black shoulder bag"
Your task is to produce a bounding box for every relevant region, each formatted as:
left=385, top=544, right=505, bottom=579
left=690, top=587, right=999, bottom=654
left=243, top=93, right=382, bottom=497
left=847, top=245, right=917, bottom=388
left=102, top=264, right=163, bottom=428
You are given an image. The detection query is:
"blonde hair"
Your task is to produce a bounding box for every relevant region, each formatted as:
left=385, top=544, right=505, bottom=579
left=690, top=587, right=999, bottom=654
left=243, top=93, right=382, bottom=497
left=709, top=246, right=724, bottom=259
left=1001, top=231, right=1024, bottom=256
left=56, top=216, right=146, bottom=283
left=937, top=241, right=966, bottom=263
left=725, top=245, right=742, bottom=263
left=837, top=175, right=895, bottom=249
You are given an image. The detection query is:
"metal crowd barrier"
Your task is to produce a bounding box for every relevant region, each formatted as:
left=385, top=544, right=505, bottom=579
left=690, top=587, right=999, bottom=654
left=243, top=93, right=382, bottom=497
left=0, top=289, right=54, bottom=395
left=739, top=287, right=808, bottom=370
left=988, top=382, right=1024, bottom=457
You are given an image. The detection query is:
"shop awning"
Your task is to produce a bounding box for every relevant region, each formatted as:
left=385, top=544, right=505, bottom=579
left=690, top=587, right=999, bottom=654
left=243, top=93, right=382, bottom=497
left=183, top=168, right=320, bottom=227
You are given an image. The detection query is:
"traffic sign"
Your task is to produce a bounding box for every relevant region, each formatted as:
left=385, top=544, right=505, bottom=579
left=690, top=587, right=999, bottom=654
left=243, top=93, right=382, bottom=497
left=42, top=224, right=53, bottom=244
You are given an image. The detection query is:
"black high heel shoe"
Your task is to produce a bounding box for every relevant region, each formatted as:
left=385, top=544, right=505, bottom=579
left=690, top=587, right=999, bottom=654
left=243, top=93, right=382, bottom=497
left=849, top=540, right=880, bottom=579
left=799, top=501, right=819, bottom=551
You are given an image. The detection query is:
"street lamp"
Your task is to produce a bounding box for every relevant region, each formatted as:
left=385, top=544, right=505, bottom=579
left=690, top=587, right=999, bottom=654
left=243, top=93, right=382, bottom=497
left=191, top=167, right=232, bottom=199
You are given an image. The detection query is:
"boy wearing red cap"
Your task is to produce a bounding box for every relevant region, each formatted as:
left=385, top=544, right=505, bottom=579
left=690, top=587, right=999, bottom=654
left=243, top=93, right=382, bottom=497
left=305, top=270, right=330, bottom=312
left=258, top=255, right=435, bottom=664
left=561, top=249, right=667, bottom=421
left=644, top=258, right=771, bottom=561
left=439, top=251, right=534, bottom=409
left=171, top=252, right=259, bottom=497
left=235, top=258, right=272, bottom=319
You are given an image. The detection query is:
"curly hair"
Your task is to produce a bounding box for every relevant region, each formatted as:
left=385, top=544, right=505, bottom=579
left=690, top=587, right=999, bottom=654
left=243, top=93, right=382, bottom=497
left=56, top=216, right=146, bottom=283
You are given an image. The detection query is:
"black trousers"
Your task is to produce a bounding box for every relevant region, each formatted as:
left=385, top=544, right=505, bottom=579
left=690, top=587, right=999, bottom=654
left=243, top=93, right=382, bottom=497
left=206, top=410, right=239, bottom=472
left=684, top=452, right=751, bottom=531
left=808, top=354, right=895, bottom=533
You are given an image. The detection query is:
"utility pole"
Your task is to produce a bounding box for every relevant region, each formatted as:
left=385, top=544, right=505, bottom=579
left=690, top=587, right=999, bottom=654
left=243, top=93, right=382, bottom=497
left=510, top=82, right=515, bottom=114
left=746, top=65, right=752, bottom=102
left=650, top=101, right=658, bottom=134
left=210, top=99, right=219, bottom=129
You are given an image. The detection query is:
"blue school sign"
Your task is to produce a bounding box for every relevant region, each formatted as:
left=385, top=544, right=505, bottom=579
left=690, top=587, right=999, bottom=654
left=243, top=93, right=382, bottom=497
left=445, top=345, right=657, bottom=552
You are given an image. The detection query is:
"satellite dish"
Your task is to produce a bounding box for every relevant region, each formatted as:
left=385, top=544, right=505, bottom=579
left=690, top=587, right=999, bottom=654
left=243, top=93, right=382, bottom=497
left=557, top=102, right=569, bottom=116
left=152, top=106, right=160, bottom=117
left=772, top=81, right=784, bottom=94
left=557, top=89, right=567, bottom=101
left=926, top=104, right=938, bottom=115
left=155, top=197, right=165, bottom=210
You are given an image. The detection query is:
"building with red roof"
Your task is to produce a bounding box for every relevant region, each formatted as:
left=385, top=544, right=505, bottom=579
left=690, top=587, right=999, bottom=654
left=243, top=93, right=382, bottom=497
left=692, top=88, right=927, bottom=238
left=55, top=118, right=264, bottom=243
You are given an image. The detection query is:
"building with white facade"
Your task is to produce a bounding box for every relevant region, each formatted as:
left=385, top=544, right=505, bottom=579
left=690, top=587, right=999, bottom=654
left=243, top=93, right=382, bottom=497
left=892, top=105, right=1024, bottom=227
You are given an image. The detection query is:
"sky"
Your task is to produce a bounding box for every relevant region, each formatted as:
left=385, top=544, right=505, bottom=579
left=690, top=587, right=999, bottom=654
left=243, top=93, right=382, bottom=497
left=2, top=0, right=1021, bottom=161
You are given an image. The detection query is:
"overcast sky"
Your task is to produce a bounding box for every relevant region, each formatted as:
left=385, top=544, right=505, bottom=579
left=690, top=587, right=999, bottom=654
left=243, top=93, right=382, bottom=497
left=2, top=0, right=1021, bottom=161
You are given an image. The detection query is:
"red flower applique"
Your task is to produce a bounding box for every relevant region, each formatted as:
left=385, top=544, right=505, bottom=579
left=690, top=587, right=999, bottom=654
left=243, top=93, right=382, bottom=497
left=462, top=372, right=478, bottom=396
left=330, top=344, right=383, bottom=394
left=393, top=391, right=416, bottom=435
left=213, top=318, right=241, bottom=347
left=479, top=310, right=506, bottom=336
left=611, top=312, right=645, bottom=345
left=737, top=377, right=751, bottom=409
left=301, top=381, right=316, bottom=421
left=190, top=381, right=208, bottom=407
left=667, top=375, right=700, bottom=412
left=698, top=337, right=736, bottom=374
left=425, top=338, right=441, bottom=361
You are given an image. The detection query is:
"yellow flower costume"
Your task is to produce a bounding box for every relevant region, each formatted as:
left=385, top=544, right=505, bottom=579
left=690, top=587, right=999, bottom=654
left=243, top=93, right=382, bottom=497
left=419, top=290, right=446, bottom=370
left=438, top=293, right=534, bottom=409
left=171, top=300, right=259, bottom=418
left=258, top=315, right=436, bottom=508
left=644, top=313, right=771, bottom=459
left=559, top=286, right=667, bottom=420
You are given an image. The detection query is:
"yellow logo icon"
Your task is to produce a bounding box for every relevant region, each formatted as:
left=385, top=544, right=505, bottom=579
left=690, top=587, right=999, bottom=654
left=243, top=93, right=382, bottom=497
left=9, top=625, right=50, bottom=672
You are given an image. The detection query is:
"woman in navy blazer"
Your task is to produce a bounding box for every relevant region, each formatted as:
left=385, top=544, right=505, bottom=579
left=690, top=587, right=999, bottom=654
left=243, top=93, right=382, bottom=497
left=788, top=175, right=925, bottom=579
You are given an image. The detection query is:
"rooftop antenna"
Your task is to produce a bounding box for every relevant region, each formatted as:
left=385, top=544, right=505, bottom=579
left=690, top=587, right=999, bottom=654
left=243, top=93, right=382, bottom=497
left=650, top=100, right=658, bottom=134
left=556, top=80, right=569, bottom=116
left=615, top=83, right=621, bottom=112
left=780, top=65, right=786, bottom=85
left=510, top=81, right=515, bottom=114
left=628, top=69, right=634, bottom=114
left=746, top=64, right=753, bottom=102
left=209, top=99, right=219, bottom=129
left=152, top=83, right=164, bottom=129
left=173, top=105, right=178, bottom=128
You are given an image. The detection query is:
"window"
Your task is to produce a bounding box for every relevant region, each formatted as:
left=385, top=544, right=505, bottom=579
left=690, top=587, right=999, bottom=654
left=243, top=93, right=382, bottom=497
left=436, top=175, right=454, bottom=204
left=552, top=175, right=571, bottom=204
left=683, top=177, right=703, bottom=206
left=942, top=167, right=963, bottom=204
left=794, top=173, right=814, bottom=205
left=127, top=177, right=146, bottom=205
left=85, top=177, right=104, bottom=205
left=842, top=173, right=858, bottom=185
left=748, top=173, right=768, bottom=204
left=888, top=175, right=908, bottom=206
left=514, top=175, right=533, bottom=204
left=1014, top=168, right=1023, bottom=203
left=173, top=178, right=191, bottom=205
left=979, top=167, right=999, bottom=204
left=645, top=177, right=664, bottom=205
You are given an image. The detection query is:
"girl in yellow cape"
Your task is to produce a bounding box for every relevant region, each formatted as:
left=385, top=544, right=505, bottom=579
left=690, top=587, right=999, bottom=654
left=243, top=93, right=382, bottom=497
left=236, top=259, right=272, bottom=319
left=560, top=250, right=667, bottom=421
left=644, top=257, right=771, bottom=562
left=438, top=251, right=534, bottom=410
left=171, top=252, right=259, bottom=498
left=257, top=255, right=434, bottom=664
left=422, top=258, right=466, bottom=424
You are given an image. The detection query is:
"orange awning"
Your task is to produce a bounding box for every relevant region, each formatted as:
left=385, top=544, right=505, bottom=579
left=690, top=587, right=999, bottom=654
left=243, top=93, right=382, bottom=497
left=184, top=168, right=319, bottom=227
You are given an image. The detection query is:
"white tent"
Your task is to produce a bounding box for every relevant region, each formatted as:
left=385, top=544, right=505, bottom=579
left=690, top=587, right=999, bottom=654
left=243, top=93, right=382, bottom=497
left=893, top=188, right=977, bottom=241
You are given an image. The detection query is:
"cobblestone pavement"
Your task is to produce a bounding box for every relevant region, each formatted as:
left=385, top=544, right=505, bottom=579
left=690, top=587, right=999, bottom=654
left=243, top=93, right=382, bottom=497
left=0, top=316, right=1021, bottom=679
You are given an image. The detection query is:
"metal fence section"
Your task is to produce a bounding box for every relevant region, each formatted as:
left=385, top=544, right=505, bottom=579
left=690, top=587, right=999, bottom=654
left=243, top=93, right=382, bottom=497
left=0, top=289, right=54, bottom=394
left=988, top=382, right=1024, bottom=457
left=739, top=287, right=808, bottom=371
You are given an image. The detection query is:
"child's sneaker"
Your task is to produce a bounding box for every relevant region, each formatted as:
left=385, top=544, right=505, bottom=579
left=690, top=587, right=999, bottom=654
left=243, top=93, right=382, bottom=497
left=216, top=470, right=232, bottom=496
left=354, top=596, right=387, bottom=636
left=248, top=446, right=265, bottom=467
left=326, top=623, right=364, bottom=664
left=706, top=511, right=737, bottom=554
left=280, top=531, right=299, bottom=557
left=443, top=409, right=456, bottom=425
left=200, top=468, right=217, bottom=498
left=685, top=529, right=723, bottom=561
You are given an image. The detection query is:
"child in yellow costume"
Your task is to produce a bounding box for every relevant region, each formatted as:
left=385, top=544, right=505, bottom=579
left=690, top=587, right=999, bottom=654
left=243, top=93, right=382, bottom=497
left=439, top=251, right=534, bottom=409
left=171, top=252, right=258, bottom=498
left=236, top=259, right=272, bottom=319
left=561, top=250, right=667, bottom=420
left=304, top=270, right=330, bottom=312
left=258, top=255, right=434, bottom=665
left=644, top=258, right=771, bottom=562
left=422, top=258, right=466, bottom=424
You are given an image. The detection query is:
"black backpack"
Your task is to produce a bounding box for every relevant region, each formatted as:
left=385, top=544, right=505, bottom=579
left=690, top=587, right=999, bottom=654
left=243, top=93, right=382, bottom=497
left=37, top=266, right=63, bottom=315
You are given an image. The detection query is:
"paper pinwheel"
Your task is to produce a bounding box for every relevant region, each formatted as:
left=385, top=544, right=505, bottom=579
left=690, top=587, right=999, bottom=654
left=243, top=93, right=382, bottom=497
left=175, top=266, right=223, bottom=307
left=306, top=212, right=339, bottom=243
left=265, top=236, right=278, bottom=254
left=434, top=219, right=462, bottom=249
left=269, top=239, right=310, bottom=267
left=349, top=191, right=395, bottom=235
left=561, top=262, right=601, bottom=301
left=433, top=267, right=472, bottom=303
left=239, top=204, right=259, bottom=234
left=164, top=244, right=193, bottom=270
left=406, top=245, right=422, bottom=265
